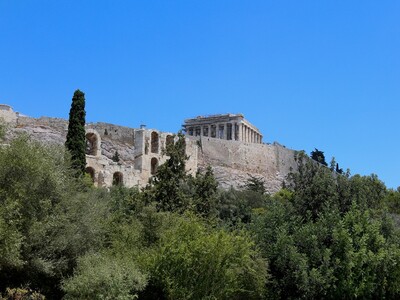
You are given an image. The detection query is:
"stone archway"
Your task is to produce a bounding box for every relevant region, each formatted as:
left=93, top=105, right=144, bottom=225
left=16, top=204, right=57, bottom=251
left=113, top=172, right=123, bottom=186
left=166, top=135, right=174, bottom=149
left=85, top=130, right=101, bottom=156
left=151, top=157, right=159, bottom=175
left=151, top=131, right=159, bottom=154
left=85, top=166, right=95, bottom=182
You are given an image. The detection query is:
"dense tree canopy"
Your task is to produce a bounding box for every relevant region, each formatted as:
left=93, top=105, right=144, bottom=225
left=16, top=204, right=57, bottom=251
left=2, top=131, right=400, bottom=299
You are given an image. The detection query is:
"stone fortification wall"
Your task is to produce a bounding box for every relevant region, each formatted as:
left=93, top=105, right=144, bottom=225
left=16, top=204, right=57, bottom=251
left=1, top=104, right=298, bottom=193
left=87, top=122, right=136, bottom=146
left=86, top=123, right=137, bottom=164
left=17, top=116, right=68, bottom=132
left=0, top=104, right=18, bottom=124
left=6, top=116, right=68, bottom=146
left=194, top=136, right=297, bottom=193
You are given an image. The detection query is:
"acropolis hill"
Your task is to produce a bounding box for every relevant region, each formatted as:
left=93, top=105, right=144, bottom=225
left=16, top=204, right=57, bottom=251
left=0, top=104, right=298, bottom=193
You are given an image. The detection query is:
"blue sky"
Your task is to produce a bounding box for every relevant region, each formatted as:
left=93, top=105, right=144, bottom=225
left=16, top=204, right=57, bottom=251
left=1, top=1, right=399, bottom=188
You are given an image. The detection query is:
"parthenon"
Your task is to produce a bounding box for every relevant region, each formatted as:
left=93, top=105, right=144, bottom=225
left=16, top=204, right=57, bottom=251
left=183, top=113, right=263, bottom=144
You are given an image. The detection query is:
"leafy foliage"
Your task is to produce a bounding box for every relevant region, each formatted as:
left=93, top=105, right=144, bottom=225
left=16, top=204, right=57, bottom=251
left=189, top=166, right=219, bottom=218
left=0, top=136, right=110, bottom=297
left=147, top=214, right=267, bottom=300
left=112, top=150, right=120, bottom=163
left=0, top=287, right=45, bottom=300
left=65, top=89, right=86, bottom=175
left=244, top=175, right=267, bottom=194
left=251, top=151, right=400, bottom=299
left=310, top=148, right=328, bottom=166
left=62, top=253, right=147, bottom=300
left=2, top=123, right=400, bottom=299
left=218, top=188, right=268, bottom=224
left=144, top=132, right=190, bottom=212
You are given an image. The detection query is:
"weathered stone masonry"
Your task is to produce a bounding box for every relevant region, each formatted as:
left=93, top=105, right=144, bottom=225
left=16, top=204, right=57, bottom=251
left=1, top=104, right=297, bottom=193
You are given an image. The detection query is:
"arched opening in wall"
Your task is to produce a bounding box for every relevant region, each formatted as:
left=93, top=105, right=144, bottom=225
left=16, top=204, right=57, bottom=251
left=151, top=131, right=159, bottom=154
left=166, top=135, right=174, bottom=149
left=86, top=132, right=99, bottom=156
left=85, top=167, right=95, bottom=182
left=151, top=157, right=159, bottom=175
left=113, top=172, right=123, bottom=186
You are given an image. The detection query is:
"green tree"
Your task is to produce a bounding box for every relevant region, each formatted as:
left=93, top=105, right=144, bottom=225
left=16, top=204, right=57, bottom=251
left=217, top=188, right=268, bottom=225
left=112, top=150, right=120, bottom=162
left=311, top=148, right=328, bottom=166
left=190, top=166, right=219, bottom=218
left=0, top=136, right=110, bottom=298
left=65, top=89, right=86, bottom=175
left=145, top=132, right=190, bottom=212
left=62, top=253, right=147, bottom=300
left=251, top=152, right=400, bottom=299
left=147, top=214, right=267, bottom=300
left=244, top=175, right=267, bottom=194
left=385, top=188, right=400, bottom=214
left=288, top=151, right=338, bottom=220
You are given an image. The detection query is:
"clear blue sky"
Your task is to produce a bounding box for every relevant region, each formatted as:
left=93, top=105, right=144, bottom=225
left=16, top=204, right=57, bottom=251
left=1, top=1, right=399, bottom=188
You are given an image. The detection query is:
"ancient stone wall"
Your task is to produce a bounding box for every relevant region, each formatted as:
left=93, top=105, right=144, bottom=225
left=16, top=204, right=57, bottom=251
left=193, top=136, right=297, bottom=193
left=0, top=104, right=18, bottom=124
left=1, top=104, right=297, bottom=193
left=2, top=106, right=199, bottom=189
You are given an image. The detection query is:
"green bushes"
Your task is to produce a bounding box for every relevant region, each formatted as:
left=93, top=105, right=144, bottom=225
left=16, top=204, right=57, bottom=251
left=2, top=134, right=400, bottom=299
left=0, top=136, right=111, bottom=297
left=250, top=153, right=400, bottom=299
left=147, top=214, right=267, bottom=300
left=62, top=253, right=147, bottom=300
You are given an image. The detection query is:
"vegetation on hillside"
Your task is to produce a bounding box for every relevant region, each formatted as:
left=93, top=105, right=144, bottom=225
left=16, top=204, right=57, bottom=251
left=1, top=125, right=400, bottom=299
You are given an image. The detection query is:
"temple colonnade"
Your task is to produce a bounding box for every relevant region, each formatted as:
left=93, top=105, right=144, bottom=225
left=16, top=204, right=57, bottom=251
left=187, top=121, right=262, bottom=144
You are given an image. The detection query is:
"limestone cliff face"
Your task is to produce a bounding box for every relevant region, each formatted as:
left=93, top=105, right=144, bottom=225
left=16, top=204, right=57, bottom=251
left=1, top=105, right=297, bottom=193
left=193, top=137, right=297, bottom=193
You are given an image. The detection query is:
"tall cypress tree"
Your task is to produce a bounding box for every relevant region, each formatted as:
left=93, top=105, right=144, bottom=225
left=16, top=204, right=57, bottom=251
left=65, top=89, right=86, bottom=175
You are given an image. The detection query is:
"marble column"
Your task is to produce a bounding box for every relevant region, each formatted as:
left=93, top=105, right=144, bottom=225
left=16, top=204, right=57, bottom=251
left=223, top=124, right=226, bottom=140
left=223, top=123, right=227, bottom=140
left=235, top=123, right=239, bottom=141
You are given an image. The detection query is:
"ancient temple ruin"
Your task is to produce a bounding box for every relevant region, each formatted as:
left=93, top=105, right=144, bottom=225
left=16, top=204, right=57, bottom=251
left=183, top=113, right=263, bottom=144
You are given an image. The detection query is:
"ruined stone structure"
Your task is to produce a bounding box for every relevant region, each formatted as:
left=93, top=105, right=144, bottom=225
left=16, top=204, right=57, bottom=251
left=1, top=105, right=297, bottom=193
left=183, top=114, right=263, bottom=144
left=0, top=104, right=18, bottom=124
